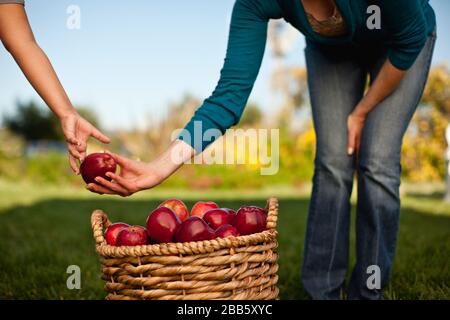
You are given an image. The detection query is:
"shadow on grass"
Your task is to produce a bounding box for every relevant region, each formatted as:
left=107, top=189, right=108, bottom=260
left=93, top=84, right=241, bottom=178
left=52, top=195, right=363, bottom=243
left=0, top=197, right=449, bottom=300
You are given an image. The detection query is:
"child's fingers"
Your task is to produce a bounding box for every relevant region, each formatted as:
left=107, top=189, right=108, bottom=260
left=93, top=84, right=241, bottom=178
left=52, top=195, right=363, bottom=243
left=68, top=154, right=79, bottom=174
left=91, top=127, right=110, bottom=144
left=68, top=144, right=83, bottom=160
left=65, top=130, right=79, bottom=145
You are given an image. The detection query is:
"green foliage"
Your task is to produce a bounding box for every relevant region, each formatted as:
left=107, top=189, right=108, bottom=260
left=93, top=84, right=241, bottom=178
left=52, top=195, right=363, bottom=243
left=402, top=65, right=450, bottom=182
left=0, top=65, right=449, bottom=187
left=0, top=129, right=24, bottom=179
left=239, top=102, right=263, bottom=127
left=3, top=101, right=102, bottom=142
left=3, top=101, right=62, bottom=141
left=24, top=153, right=80, bottom=185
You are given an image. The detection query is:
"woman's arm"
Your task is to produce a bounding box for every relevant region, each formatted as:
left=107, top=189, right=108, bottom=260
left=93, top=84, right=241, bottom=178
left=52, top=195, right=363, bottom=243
left=180, top=0, right=283, bottom=153
left=347, top=60, right=406, bottom=155
left=347, top=0, right=428, bottom=155
left=87, top=139, right=195, bottom=196
left=0, top=3, right=110, bottom=172
left=88, top=0, right=283, bottom=196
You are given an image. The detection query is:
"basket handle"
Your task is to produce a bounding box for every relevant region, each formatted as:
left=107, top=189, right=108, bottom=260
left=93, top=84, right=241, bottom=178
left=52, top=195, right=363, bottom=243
left=265, top=197, right=278, bottom=230
left=91, top=210, right=111, bottom=246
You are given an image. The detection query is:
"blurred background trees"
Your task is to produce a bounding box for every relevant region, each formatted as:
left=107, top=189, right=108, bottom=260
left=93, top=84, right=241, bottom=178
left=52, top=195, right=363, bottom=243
left=1, top=39, right=449, bottom=189
left=402, top=64, right=450, bottom=182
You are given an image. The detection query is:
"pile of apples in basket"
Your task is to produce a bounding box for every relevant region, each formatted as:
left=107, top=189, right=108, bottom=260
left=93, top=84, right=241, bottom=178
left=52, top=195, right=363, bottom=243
left=79, top=152, right=268, bottom=246
left=105, top=199, right=268, bottom=246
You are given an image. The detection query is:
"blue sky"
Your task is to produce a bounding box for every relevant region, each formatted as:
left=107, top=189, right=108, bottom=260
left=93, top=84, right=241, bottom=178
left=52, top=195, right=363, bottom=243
left=1, top=0, right=449, bottom=130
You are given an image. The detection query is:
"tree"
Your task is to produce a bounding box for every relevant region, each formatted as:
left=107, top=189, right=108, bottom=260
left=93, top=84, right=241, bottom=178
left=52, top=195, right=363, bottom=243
left=3, top=100, right=102, bottom=142
left=402, top=64, right=450, bottom=182
left=239, top=102, right=263, bottom=127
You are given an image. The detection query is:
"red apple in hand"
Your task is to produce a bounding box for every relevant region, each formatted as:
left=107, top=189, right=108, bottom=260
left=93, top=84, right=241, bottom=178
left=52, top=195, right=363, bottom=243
left=203, top=209, right=232, bottom=230
left=215, top=224, right=239, bottom=238
left=158, top=199, right=189, bottom=222
left=105, top=222, right=130, bottom=246
left=231, top=206, right=267, bottom=235
left=174, top=217, right=215, bottom=243
left=146, top=207, right=181, bottom=243
left=116, top=226, right=148, bottom=246
left=190, top=201, right=219, bottom=218
left=80, top=152, right=117, bottom=184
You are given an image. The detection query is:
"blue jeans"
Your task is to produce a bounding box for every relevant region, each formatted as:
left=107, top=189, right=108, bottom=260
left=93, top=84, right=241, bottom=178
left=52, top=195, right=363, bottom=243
left=301, top=32, right=436, bottom=300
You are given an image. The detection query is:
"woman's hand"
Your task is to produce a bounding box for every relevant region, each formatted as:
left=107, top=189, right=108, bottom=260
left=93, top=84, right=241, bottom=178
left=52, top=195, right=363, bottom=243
left=87, top=140, right=196, bottom=197
left=347, top=111, right=367, bottom=156
left=60, top=111, right=110, bottom=174
left=345, top=59, right=407, bottom=156
left=87, top=153, right=165, bottom=197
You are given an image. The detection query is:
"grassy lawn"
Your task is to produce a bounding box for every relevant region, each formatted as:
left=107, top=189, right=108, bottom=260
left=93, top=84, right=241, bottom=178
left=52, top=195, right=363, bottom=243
left=0, top=181, right=449, bottom=300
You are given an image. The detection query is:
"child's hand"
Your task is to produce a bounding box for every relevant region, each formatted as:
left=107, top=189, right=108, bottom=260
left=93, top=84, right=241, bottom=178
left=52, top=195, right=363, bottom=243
left=60, top=112, right=110, bottom=173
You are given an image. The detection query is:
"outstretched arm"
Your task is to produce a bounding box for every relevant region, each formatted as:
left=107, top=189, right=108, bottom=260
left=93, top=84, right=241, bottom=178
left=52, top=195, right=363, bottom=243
left=0, top=3, right=110, bottom=172
left=179, top=0, right=283, bottom=153
left=89, top=0, right=283, bottom=196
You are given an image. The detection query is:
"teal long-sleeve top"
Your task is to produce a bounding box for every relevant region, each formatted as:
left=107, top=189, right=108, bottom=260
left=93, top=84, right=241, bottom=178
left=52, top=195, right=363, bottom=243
left=180, top=0, right=436, bottom=153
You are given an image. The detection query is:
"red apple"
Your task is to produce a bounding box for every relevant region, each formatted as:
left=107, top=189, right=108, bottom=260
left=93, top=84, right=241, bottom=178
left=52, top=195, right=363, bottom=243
left=222, top=208, right=236, bottom=216
left=174, top=217, right=215, bottom=243
left=105, top=222, right=130, bottom=246
left=231, top=206, right=267, bottom=235
left=158, top=199, right=189, bottom=222
left=146, top=207, right=181, bottom=243
left=190, top=201, right=219, bottom=218
left=116, top=226, right=148, bottom=246
left=203, top=208, right=232, bottom=230
left=80, top=152, right=117, bottom=184
left=215, top=224, right=239, bottom=238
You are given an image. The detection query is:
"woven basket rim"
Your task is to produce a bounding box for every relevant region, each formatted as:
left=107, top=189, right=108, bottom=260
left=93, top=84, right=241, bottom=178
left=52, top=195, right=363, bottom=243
left=91, top=197, right=279, bottom=258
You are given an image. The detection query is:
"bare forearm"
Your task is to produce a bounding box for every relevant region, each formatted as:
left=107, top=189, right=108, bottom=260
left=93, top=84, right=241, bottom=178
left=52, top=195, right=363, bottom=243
left=0, top=4, right=75, bottom=119
left=152, top=139, right=196, bottom=180
left=353, top=59, right=406, bottom=117
left=8, top=41, right=76, bottom=119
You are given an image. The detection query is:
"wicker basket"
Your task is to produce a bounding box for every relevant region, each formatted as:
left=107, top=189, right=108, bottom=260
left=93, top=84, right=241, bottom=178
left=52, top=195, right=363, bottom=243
left=90, top=197, right=279, bottom=300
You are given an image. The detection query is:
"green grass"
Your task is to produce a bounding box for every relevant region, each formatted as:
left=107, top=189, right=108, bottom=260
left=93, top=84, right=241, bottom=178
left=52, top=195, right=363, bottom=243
left=0, top=181, right=449, bottom=300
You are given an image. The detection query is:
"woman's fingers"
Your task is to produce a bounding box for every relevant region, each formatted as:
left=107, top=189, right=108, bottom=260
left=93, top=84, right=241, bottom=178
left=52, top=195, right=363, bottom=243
left=94, top=176, right=130, bottom=196
left=86, top=183, right=115, bottom=195
left=355, top=132, right=361, bottom=154
left=107, top=152, right=132, bottom=168
left=347, top=128, right=356, bottom=156
left=105, top=172, right=137, bottom=193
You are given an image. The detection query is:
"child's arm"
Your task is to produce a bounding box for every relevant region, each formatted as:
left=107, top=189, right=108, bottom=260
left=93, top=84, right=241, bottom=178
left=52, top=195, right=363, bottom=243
left=0, top=3, right=109, bottom=173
